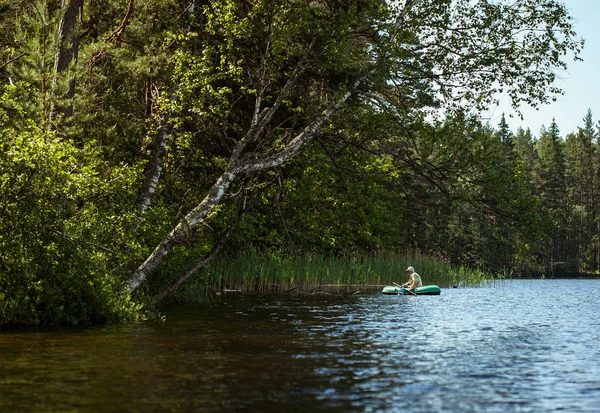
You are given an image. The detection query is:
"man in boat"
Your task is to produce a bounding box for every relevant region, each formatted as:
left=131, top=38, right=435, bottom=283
left=400, top=266, right=422, bottom=291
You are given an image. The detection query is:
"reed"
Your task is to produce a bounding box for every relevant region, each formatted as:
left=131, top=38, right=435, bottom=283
left=167, top=251, right=492, bottom=301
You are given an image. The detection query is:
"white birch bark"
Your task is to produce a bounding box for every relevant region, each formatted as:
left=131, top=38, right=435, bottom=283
left=127, top=169, right=237, bottom=293
left=137, top=124, right=171, bottom=214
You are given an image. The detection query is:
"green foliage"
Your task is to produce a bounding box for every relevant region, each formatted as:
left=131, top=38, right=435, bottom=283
left=0, top=0, right=592, bottom=324
left=233, top=142, right=407, bottom=255
left=0, top=87, right=142, bottom=326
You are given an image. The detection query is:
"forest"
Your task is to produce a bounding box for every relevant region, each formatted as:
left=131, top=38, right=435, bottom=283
left=0, top=0, right=591, bottom=326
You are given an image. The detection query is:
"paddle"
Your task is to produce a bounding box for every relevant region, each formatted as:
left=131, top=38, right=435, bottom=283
left=393, top=282, right=416, bottom=296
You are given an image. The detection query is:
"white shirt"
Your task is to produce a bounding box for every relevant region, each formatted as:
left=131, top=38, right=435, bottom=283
left=406, top=271, right=422, bottom=289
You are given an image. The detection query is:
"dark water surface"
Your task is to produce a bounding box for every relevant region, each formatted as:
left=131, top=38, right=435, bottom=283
left=2, top=279, right=600, bottom=412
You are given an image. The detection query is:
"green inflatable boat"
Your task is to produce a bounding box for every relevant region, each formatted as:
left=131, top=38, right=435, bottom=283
left=381, top=285, right=441, bottom=295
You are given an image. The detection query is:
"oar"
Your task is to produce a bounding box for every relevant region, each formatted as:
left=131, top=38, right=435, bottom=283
left=393, top=282, right=416, bottom=295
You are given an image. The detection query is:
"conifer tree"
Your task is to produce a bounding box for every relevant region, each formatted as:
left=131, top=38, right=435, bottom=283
left=496, top=113, right=514, bottom=148
left=534, top=120, right=566, bottom=274
left=564, top=109, right=596, bottom=272
left=513, top=127, right=536, bottom=180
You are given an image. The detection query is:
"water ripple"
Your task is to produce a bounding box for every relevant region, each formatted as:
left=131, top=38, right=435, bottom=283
left=1, top=280, right=600, bottom=412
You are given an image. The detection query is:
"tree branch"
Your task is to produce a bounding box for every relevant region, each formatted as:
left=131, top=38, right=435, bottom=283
left=105, top=0, right=135, bottom=45
left=231, top=39, right=316, bottom=161
left=238, top=77, right=361, bottom=175
left=0, top=52, right=27, bottom=70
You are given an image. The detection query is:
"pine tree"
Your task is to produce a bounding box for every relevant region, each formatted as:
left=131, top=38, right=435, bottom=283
left=496, top=113, right=514, bottom=148
left=534, top=120, right=566, bottom=274
left=563, top=109, right=596, bottom=272
left=513, top=127, right=535, bottom=180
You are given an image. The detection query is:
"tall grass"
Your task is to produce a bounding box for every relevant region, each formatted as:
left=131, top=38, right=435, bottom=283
left=167, top=251, right=493, bottom=301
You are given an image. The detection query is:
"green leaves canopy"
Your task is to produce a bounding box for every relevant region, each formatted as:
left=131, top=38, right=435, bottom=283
left=0, top=0, right=585, bottom=324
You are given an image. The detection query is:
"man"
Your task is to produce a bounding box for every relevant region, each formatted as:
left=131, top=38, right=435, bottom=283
left=401, top=266, right=422, bottom=291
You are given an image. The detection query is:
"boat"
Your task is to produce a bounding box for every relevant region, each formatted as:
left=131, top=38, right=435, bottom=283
left=381, top=285, right=441, bottom=295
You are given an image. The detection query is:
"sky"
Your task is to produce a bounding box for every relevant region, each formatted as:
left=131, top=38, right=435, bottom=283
left=483, top=0, right=600, bottom=138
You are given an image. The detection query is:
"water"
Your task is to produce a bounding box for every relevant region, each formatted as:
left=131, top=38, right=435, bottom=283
left=1, top=279, right=600, bottom=412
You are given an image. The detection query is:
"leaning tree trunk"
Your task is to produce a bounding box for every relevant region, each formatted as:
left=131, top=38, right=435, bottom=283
left=49, top=0, right=84, bottom=123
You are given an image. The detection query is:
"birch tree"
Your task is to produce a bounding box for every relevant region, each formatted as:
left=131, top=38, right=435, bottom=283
left=126, top=0, right=583, bottom=295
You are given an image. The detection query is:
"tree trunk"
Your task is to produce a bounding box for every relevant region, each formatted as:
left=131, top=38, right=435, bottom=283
left=135, top=1, right=195, bottom=213
left=137, top=124, right=171, bottom=213
left=49, top=0, right=84, bottom=123
left=128, top=169, right=238, bottom=293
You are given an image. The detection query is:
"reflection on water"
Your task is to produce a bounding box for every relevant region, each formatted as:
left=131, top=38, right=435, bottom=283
left=1, top=279, right=600, bottom=412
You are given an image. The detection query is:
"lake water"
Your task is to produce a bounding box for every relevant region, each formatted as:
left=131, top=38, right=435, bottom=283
left=1, top=279, right=600, bottom=412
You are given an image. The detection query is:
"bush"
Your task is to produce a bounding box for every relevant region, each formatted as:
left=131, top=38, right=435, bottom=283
left=0, top=97, right=140, bottom=327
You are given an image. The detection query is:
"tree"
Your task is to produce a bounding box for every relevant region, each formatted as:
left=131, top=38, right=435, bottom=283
left=563, top=110, right=596, bottom=272
left=48, top=0, right=84, bottom=123
left=497, top=113, right=513, bottom=148
left=513, top=127, right=536, bottom=180
left=125, top=0, right=584, bottom=296
left=534, top=120, right=566, bottom=274
left=0, top=85, right=140, bottom=325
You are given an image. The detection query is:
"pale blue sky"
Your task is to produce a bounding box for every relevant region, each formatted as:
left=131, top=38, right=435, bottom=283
left=485, top=0, right=599, bottom=138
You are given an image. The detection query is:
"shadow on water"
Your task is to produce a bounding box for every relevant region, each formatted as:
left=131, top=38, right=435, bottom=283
left=1, top=279, right=600, bottom=412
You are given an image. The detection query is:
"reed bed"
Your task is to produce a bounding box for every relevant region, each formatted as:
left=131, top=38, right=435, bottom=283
left=169, top=252, right=492, bottom=301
